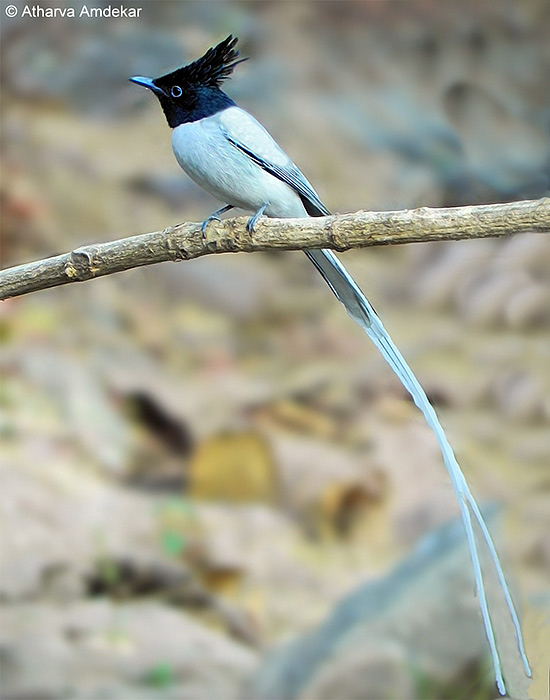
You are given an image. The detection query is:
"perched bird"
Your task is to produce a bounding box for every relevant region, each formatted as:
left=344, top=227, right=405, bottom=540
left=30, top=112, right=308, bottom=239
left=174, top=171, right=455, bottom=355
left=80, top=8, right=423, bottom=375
left=131, top=35, right=530, bottom=695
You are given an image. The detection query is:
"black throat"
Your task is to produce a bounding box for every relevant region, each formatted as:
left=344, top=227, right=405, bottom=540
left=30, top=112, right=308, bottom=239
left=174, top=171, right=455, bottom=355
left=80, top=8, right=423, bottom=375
left=157, top=87, right=236, bottom=128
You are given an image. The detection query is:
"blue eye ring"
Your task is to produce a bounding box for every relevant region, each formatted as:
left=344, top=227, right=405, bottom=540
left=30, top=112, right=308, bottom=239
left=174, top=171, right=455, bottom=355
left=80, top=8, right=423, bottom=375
left=171, top=85, right=183, bottom=98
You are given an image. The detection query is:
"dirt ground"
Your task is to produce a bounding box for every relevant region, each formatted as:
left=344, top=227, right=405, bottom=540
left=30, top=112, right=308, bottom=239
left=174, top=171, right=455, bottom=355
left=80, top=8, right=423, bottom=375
left=1, top=2, right=549, bottom=698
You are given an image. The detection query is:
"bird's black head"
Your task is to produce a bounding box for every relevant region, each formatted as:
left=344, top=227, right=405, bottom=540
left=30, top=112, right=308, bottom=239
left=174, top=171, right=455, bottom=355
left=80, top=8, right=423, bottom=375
left=130, top=35, right=246, bottom=128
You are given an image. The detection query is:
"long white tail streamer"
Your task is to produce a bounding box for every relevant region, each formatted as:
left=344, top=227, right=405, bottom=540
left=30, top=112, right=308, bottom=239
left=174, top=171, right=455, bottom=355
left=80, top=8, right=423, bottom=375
left=305, top=247, right=532, bottom=696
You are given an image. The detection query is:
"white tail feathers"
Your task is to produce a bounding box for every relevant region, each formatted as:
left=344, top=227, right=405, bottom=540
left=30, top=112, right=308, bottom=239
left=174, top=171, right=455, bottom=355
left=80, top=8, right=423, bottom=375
left=305, top=248, right=531, bottom=696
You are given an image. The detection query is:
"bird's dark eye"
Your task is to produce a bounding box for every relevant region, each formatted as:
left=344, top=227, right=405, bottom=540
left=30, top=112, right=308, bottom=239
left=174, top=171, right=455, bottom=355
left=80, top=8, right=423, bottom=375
left=171, top=85, right=183, bottom=98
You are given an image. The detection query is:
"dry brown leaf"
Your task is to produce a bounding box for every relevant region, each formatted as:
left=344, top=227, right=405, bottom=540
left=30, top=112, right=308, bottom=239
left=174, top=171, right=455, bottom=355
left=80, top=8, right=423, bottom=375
left=257, top=399, right=338, bottom=439
left=189, top=432, right=278, bottom=504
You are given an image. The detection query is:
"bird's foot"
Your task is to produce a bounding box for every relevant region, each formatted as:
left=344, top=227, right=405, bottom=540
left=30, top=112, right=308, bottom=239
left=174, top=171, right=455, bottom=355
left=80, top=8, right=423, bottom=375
left=201, top=205, right=234, bottom=237
left=246, top=203, right=269, bottom=234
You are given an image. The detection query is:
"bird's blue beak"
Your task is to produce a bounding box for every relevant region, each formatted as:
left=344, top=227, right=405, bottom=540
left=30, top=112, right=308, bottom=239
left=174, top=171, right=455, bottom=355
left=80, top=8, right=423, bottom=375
left=129, top=76, right=166, bottom=96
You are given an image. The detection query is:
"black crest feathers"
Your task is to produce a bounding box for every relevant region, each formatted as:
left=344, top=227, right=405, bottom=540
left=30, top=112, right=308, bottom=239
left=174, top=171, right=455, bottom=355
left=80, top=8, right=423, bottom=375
left=161, top=35, right=247, bottom=89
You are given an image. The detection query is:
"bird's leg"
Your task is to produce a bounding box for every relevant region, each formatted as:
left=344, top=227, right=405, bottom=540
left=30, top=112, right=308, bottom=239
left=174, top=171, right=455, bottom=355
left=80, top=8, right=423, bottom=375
left=201, top=204, right=234, bottom=236
left=247, top=202, right=269, bottom=233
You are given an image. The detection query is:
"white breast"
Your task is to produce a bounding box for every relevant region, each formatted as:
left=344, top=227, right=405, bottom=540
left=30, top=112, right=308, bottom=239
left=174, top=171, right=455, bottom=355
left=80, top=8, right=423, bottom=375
left=171, top=108, right=307, bottom=218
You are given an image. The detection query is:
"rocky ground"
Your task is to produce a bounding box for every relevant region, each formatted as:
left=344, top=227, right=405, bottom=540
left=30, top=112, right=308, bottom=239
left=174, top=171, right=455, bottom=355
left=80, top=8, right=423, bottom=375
left=1, top=2, right=549, bottom=698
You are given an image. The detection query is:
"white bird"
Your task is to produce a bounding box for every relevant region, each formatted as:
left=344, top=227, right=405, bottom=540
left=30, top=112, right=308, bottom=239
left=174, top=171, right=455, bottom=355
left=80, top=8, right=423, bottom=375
left=131, top=35, right=531, bottom=695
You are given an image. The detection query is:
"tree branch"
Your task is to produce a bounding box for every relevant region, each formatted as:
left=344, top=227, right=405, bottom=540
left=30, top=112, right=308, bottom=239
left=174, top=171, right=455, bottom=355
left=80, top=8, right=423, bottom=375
left=1, top=198, right=549, bottom=300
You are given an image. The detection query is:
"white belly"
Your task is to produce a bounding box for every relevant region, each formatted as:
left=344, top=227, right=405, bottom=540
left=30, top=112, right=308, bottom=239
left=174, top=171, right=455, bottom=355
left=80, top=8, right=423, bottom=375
left=172, top=118, right=307, bottom=218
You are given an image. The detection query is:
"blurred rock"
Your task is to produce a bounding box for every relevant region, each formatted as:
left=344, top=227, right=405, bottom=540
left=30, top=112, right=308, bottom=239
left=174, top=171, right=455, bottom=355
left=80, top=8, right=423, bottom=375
left=411, top=239, right=497, bottom=309
left=245, top=510, right=529, bottom=700
left=157, top=255, right=282, bottom=320
left=0, top=600, right=257, bottom=700
left=363, top=403, right=461, bottom=546
left=128, top=174, right=209, bottom=211
left=454, top=269, right=529, bottom=327
left=504, top=283, right=550, bottom=329
left=187, top=502, right=363, bottom=637
left=268, top=431, right=381, bottom=539
left=107, top=354, right=276, bottom=444
left=298, top=640, right=413, bottom=700
left=444, top=81, right=549, bottom=199
left=0, top=457, right=165, bottom=600
left=12, top=345, right=133, bottom=475
left=409, top=233, right=550, bottom=331
left=2, top=24, right=185, bottom=116
left=496, top=233, right=550, bottom=275
left=492, top=370, right=544, bottom=423
left=190, top=503, right=297, bottom=588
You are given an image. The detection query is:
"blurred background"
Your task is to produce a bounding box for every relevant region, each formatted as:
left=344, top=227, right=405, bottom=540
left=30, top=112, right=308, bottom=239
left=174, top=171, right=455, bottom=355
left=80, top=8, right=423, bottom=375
left=1, top=1, right=549, bottom=698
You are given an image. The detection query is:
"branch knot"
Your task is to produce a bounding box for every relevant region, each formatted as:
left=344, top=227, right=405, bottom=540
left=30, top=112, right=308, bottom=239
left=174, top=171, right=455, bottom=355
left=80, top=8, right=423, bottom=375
left=65, top=247, right=100, bottom=281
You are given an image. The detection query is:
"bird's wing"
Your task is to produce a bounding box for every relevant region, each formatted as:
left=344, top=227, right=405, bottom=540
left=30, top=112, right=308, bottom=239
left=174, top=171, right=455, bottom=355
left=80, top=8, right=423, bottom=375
left=219, top=107, right=330, bottom=216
